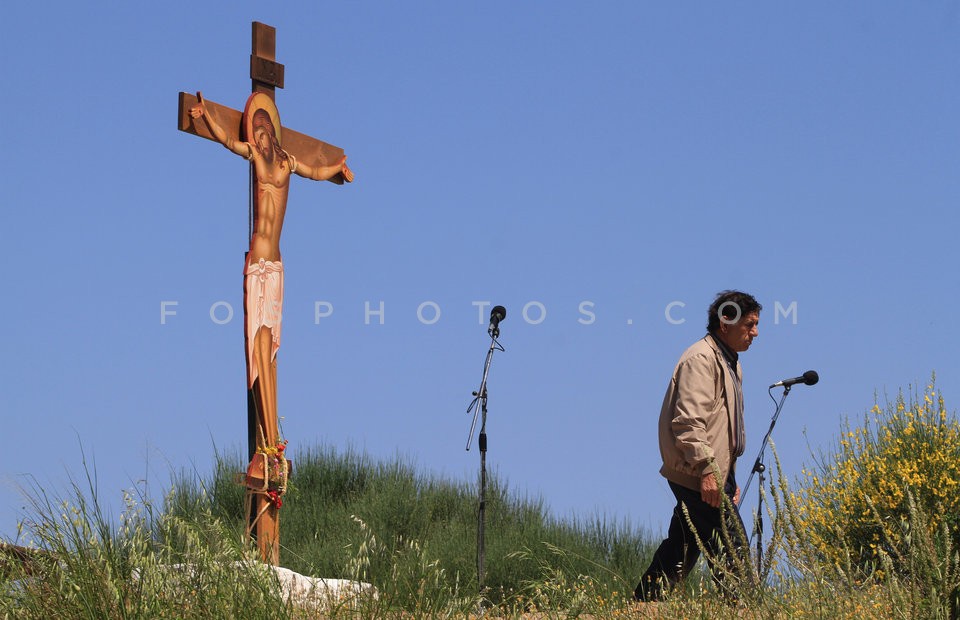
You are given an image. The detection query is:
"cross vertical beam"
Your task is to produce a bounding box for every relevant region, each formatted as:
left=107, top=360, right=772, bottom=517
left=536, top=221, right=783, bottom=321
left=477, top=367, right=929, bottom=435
left=246, top=21, right=285, bottom=566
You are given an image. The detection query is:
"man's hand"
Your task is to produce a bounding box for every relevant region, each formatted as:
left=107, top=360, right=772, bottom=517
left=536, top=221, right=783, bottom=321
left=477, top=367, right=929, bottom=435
left=189, top=92, right=206, bottom=119
left=341, top=157, right=354, bottom=183
left=701, top=470, right=721, bottom=508
left=734, top=486, right=741, bottom=506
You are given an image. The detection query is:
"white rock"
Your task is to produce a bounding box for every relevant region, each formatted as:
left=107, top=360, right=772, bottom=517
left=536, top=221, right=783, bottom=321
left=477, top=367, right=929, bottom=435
left=267, top=564, right=377, bottom=608
left=137, top=562, right=377, bottom=610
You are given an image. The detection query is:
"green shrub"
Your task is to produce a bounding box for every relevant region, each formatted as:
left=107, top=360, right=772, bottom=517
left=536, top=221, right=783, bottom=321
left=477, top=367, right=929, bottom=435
left=793, top=379, right=960, bottom=576
left=779, top=378, right=960, bottom=617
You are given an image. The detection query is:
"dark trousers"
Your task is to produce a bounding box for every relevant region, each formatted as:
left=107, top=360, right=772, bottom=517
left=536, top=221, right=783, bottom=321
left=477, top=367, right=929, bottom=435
left=634, top=472, right=747, bottom=601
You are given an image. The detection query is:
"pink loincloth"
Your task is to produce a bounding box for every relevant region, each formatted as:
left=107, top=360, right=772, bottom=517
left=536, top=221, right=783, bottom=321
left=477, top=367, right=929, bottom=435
left=244, top=257, right=284, bottom=388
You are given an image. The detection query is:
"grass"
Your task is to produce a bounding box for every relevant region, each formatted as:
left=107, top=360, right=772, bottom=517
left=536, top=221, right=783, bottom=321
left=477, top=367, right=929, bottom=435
left=1, top=445, right=656, bottom=618
left=3, top=380, right=960, bottom=618
left=175, top=444, right=656, bottom=612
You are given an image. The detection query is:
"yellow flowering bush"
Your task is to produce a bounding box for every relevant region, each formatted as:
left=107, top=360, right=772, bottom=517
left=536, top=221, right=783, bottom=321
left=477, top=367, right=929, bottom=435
left=793, top=380, right=960, bottom=576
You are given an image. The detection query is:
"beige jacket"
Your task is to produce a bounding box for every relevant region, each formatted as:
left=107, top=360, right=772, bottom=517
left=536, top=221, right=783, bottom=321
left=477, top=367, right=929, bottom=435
left=657, top=334, right=742, bottom=492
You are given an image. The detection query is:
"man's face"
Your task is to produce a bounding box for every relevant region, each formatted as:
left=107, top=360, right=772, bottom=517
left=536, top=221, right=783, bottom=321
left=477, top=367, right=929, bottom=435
left=255, top=126, right=274, bottom=160
left=717, top=311, right=760, bottom=353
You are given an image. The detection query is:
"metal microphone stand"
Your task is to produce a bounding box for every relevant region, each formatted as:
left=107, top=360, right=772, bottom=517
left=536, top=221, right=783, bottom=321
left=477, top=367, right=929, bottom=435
left=737, top=384, right=793, bottom=577
left=465, top=324, right=504, bottom=595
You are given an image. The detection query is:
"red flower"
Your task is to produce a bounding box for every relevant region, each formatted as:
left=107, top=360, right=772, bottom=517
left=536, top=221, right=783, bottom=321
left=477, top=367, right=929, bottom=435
left=266, top=489, right=283, bottom=509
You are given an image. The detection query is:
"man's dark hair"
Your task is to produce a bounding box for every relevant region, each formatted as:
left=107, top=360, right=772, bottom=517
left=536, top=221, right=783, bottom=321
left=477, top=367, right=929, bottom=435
left=707, top=290, right=762, bottom=332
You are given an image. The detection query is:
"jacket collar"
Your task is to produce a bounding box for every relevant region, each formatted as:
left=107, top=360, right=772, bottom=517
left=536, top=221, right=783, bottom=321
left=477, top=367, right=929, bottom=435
left=709, top=332, right=739, bottom=365
left=705, top=332, right=740, bottom=372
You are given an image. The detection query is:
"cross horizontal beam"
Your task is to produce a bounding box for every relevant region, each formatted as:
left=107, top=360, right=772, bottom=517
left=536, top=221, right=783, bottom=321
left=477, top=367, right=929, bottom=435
left=177, top=92, right=345, bottom=184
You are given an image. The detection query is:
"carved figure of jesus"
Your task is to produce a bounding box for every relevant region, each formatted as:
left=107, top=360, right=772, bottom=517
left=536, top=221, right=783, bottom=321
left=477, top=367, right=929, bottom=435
left=189, top=91, right=353, bottom=457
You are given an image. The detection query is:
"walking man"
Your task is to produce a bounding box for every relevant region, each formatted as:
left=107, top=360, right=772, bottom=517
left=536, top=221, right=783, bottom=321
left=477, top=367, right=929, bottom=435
left=635, top=290, right=761, bottom=601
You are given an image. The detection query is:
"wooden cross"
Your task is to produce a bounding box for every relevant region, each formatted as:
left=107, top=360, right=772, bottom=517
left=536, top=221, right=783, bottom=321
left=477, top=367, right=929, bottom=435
left=177, top=21, right=347, bottom=565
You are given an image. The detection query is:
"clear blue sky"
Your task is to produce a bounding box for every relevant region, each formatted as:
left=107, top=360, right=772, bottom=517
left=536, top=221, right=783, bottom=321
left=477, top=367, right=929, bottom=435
left=3, top=2, right=959, bottom=546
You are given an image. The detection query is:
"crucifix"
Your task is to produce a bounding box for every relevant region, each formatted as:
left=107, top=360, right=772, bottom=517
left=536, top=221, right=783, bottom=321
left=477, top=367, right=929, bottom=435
left=177, top=21, right=353, bottom=565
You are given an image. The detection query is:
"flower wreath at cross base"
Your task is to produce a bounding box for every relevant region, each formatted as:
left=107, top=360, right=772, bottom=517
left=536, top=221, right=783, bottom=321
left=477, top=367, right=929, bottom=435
left=243, top=439, right=291, bottom=536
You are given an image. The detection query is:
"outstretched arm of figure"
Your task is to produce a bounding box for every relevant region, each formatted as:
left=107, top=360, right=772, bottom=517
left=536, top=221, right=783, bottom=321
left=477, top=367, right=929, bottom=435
left=292, top=154, right=354, bottom=183
left=188, top=92, right=254, bottom=159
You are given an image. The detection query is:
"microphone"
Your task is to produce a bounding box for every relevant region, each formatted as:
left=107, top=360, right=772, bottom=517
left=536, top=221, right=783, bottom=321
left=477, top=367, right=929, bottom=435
left=488, top=305, right=506, bottom=336
left=769, top=370, right=819, bottom=389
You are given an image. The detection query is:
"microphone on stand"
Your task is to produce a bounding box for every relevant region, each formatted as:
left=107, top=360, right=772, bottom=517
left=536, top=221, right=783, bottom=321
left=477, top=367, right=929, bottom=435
left=488, top=305, right=506, bottom=337
left=769, top=370, right=819, bottom=389
left=743, top=367, right=818, bottom=573
left=466, top=304, right=507, bottom=594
